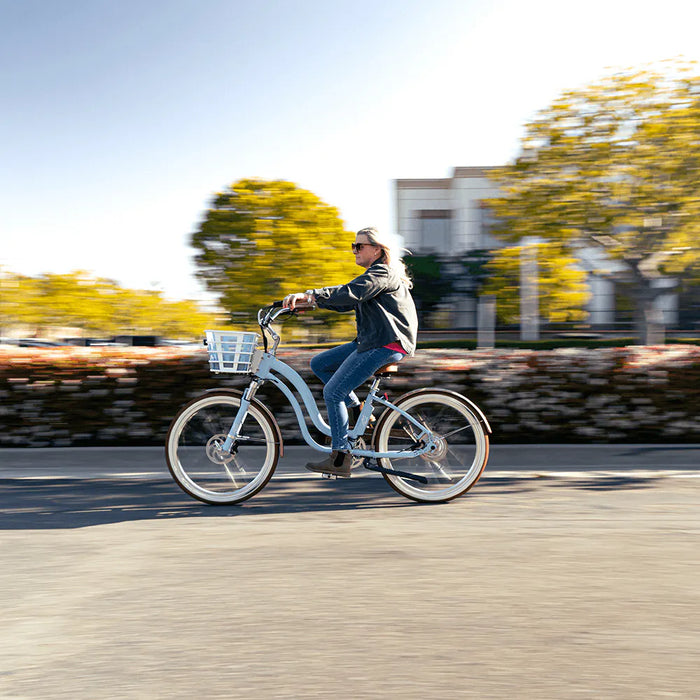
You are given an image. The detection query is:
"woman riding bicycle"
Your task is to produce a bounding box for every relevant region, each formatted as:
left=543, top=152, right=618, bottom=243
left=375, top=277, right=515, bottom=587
left=283, top=227, right=418, bottom=478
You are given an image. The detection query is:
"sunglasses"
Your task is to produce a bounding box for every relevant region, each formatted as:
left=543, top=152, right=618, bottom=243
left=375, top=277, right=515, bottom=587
left=351, top=242, right=377, bottom=253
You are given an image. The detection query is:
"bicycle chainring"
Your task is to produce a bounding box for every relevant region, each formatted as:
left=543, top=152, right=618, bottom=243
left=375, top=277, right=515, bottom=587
left=351, top=437, right=367, bottom=470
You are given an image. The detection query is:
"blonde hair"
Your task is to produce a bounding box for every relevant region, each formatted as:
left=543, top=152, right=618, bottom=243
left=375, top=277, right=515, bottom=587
left=356, top=227, right=412, bottom=289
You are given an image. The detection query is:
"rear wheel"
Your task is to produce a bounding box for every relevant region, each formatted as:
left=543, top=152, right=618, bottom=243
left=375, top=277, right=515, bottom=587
left=165, top=391, right=279, bottom=505
left=373, top=390, right=489, bottom=503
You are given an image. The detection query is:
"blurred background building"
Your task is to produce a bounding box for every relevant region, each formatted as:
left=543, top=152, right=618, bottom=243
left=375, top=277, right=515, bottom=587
left=396, top=167, right=683, bottom=330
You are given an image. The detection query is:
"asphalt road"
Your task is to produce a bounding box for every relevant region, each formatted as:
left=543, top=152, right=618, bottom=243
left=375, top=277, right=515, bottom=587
left=0, top=446, right=698, bottom=698
left=1, top=443, right=698, bottom=479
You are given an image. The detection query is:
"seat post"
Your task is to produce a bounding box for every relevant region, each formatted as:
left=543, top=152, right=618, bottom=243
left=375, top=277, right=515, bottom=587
left=368, top=362, right=397, bottom=400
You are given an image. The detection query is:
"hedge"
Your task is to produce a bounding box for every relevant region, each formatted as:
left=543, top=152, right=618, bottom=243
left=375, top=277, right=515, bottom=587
left=0, top=345, right=698, bottom=447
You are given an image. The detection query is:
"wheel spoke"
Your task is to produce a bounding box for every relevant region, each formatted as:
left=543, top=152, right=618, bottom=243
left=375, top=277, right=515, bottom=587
left=231, top=454, right=249, bottom=475
left=439, top=425, right=472, bottom=440
left=425, top=459, right=454, bottom=481
left=221, top=459, right=240, bottom=487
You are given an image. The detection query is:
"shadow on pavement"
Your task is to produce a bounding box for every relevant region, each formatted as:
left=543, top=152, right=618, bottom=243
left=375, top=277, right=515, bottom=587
left=0, top=477, right=418, bottom=530
left=617, top=445, right=698, bottom=454
left=0, top=474, right=665, bottom=530
left=546, top=475, right=663, bottom=491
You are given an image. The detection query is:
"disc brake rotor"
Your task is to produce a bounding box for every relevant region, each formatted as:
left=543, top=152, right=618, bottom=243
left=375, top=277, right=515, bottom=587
left=422, top=436, right=448, bottom=462
left=205, top=434, right=235, bottom=465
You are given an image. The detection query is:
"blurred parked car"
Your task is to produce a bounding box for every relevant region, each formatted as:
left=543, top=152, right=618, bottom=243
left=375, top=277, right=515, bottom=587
left=62, top=337, right=128, bottom=347
left=112, top=335, right=162, bottom=347
left=17, top=338, right=71, bottom=347
left=161, top=339, right=202, bottom=348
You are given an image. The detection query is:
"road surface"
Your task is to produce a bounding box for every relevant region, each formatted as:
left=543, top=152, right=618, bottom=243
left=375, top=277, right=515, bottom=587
left=1, top=443, right=698, bottom=478
left=0, top=445, right=698, bottom=698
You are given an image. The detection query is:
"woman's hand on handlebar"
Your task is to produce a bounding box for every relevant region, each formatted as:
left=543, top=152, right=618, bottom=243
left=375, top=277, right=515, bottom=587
left=282, top=292, right=315, bottom=310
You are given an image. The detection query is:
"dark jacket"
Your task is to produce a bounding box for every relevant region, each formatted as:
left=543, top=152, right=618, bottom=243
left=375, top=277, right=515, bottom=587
left=309, top=263, right=418, bottom=355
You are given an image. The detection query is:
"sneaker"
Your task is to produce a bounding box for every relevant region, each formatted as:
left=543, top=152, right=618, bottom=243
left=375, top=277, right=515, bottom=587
left=305, top=450, right=351, bottom=478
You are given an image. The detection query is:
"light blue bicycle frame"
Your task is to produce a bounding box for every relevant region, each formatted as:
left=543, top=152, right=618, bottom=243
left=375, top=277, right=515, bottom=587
left=220, top=351, right=435, bottom=461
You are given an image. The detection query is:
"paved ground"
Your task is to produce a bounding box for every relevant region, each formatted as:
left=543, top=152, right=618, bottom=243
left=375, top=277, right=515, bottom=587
left=0, top=447, right=698, bottom=698
left=1, top=443, right=699, bottom=478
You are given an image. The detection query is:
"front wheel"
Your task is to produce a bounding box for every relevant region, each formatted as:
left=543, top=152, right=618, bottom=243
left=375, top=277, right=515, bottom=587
left=373, top=389, right=489, bottom=503
left=165, top=390, right=280, bottom=505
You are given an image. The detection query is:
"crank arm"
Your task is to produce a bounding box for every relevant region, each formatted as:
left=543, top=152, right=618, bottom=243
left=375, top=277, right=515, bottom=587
left=362, top=460, right=428, bottom=484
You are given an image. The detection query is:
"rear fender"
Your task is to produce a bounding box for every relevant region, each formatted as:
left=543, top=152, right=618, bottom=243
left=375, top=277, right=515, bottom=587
left=372, top=387, right=492, bottom=447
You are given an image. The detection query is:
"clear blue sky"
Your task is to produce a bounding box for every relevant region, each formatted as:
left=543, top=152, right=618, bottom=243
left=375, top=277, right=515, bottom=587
left=2, top=0, right=700, bottom=302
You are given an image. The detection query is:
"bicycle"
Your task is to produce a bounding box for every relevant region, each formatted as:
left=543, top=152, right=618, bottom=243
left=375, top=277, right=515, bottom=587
left=165, top=301, right=492, bottom=505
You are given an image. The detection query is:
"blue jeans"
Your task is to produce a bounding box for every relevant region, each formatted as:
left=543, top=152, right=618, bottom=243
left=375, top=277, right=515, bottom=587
left=310, top=341, right=404, bottom=451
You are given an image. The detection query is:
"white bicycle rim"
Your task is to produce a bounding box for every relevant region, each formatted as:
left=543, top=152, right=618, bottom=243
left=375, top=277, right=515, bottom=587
left=376, top=392, right=488, bottom=503
left=166, top=394, right=278, bottom=504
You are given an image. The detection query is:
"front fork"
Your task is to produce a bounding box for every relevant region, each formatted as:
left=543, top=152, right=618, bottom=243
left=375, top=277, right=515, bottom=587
left=221, top=378, right=262, bottom=453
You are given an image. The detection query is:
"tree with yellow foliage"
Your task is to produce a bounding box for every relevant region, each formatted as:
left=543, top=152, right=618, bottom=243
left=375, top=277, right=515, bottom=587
left=487, top=61, right=700, bottom=343
left=191, top=179, right=358, bottom=333
left=482, top=244, right=590, bottom=324
left=0, top=269, right=213, bottom=339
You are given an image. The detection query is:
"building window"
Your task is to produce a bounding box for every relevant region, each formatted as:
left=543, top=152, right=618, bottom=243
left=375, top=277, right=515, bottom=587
left=416, top=210, right=452, bottom=254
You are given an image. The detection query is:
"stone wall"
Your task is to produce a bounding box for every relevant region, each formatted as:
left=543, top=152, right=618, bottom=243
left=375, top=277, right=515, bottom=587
left=0, top=345, right=698, bottom=447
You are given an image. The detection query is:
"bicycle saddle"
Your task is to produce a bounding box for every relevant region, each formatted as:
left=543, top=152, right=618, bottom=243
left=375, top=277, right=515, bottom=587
left=374, top=363, right=399, bottom=377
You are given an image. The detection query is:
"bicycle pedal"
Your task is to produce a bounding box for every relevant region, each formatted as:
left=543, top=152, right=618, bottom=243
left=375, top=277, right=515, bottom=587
left=321, top=473, right=333, bottom=480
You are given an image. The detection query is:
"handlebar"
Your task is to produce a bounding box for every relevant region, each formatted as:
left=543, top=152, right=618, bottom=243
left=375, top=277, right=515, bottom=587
left=257, top=300, right=316, bottom=353
left=262, top=300, right=315, bottom=322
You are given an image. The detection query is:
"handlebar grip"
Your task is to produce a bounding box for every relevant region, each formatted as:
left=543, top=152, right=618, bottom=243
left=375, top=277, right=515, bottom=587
left=268, top=299, right=314, bottom=312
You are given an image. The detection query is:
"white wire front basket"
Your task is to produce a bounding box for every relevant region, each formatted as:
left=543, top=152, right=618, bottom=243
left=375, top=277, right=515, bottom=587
left=205, top=330, right=261, bottom=374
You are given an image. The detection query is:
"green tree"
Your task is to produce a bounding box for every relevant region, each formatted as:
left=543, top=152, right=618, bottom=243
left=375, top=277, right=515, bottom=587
left=486, top=61, right=700, bottom=342
left=191, top=179, right=358, bottom=333
left=403, top=253, right=454, bottom=326
left=403, top=251, right=493, bottom=327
